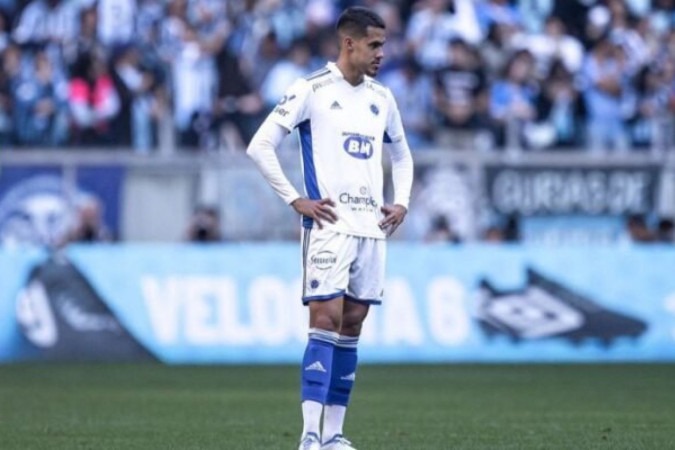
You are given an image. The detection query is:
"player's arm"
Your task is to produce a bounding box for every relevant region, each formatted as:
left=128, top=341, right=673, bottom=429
left=379, top=92, right=414, bottom=236
left=246, top=80, right=337, bottom=228
left=246, top=117, right=300, bottom=204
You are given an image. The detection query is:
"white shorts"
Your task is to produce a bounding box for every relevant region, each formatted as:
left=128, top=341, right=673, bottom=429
left=301, top=228, right=386, bottom=305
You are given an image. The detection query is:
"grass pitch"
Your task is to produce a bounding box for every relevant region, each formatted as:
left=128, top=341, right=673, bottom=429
left=0, top=364, right=674, bottom=449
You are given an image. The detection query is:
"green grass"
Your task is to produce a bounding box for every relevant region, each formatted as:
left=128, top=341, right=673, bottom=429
left=1, top=364, right=674, bottom=449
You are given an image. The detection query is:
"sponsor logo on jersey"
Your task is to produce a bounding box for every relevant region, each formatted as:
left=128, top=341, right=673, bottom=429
left=339, top=192, right=378, bottom=210
left=342, top=132, right=375, bottom=159
left=330, top=100, right=342, bottom=110
left=312, top=78, right=334, bottom=92
left=273, top=106, right=290, bottom=117
left=310, top=251, right=337, bottom=270
left=277, top=94, right=296, bottom=105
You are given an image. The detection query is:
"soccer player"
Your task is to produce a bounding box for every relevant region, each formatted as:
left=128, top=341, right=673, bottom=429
left=246, top=6, right=413, bottom=450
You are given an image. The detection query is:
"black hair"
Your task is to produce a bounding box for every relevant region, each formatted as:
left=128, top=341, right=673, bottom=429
left=336, top=6, right=386, bottom=38
left=70, top=52, right=93, bottom=80
left=658, top=218, right=674, bottom=232
left=627, top=213, right=648, bottom=227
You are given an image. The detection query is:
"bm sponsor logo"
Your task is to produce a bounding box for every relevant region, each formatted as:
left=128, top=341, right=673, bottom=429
left=342, top=132, right=375, bottom=159
left=310, top=251, right=337, bottom=270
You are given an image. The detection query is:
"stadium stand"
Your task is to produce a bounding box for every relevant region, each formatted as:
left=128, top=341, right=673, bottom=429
left=0, top=0, right=673, bottom=243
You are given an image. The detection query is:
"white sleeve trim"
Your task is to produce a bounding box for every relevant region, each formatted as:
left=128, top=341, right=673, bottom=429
left=246, top=118, right=302, bottom=205
left=386, top=135, right=414, bottom=210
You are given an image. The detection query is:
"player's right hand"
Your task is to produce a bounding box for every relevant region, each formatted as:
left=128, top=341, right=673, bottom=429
left=290, top=198, right=338, bottom=229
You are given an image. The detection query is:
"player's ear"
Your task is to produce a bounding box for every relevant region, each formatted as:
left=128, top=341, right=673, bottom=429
left=345, top=37, right=354, bottom=51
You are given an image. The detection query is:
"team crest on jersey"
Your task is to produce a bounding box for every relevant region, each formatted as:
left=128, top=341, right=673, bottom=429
left=370, top=104, right=379, bottom=116
left=342, top=132, right=375, bottom=160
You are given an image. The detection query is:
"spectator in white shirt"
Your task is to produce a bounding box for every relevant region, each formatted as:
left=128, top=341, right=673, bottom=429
left=513, top=16, right=584, bottom=77
left=260, top=37, right=313, bottom=111
left=13, top=0, right=79, bottom=47
left=406, top=0, right=482, bottom=70
left=171, top=22, right=216, bottom=147
left=97, top=0, right=137, bottom=46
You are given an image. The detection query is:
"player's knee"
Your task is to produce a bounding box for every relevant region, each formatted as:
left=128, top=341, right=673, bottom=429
left=340, top=316, right=365, bottom=336
left=340, top=307, right=368, bottom=336
left=311, top=312, right=342, bottom=332
left=309, top=299, right=344, bottom=332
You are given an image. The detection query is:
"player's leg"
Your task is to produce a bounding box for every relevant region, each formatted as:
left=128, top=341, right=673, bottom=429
left=300, top=298, right=343, bottom=445
left=299, top=229, right=355, bottom=449
left=322, top=300, right=369, bottom=449
left=322, top=237, right=385, bottom=449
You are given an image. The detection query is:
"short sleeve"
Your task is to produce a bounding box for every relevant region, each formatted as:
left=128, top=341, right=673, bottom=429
left=385, top=89, right=405, bottom=144
left=268, top=78, right=311, bottom=131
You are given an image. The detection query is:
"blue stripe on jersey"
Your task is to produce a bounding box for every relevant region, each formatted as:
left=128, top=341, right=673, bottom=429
left=383, top=131, right=392, bottom=143
left=298, top=120, right=319, bottom=229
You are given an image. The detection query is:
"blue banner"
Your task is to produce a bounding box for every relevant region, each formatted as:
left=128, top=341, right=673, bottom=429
left=1, top=244, right=674, bottom=363
left=75, top=166, right=124, bottom=238
left=0, top=165, right=123, bottom=247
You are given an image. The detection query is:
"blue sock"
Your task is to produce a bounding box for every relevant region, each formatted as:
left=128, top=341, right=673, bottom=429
left=301, top=328, right=339, bottom=403
left=326, top=335, right=359, bottom=406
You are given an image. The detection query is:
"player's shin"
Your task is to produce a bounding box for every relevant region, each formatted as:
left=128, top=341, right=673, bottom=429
left=301, top=328, right=339, bottom=438
left=323, top=335, right=359, bottom=440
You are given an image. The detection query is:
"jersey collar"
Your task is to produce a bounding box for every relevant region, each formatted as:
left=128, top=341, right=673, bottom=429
left=326, top=62, right=344, bottom=79
left=326, top=62, right=367, bottom=88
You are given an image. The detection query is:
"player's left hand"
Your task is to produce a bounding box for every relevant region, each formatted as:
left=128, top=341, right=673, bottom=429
left=379, top=204, right=407, bottom=237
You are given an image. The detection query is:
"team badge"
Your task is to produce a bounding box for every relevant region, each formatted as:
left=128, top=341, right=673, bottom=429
left=370, top=104, right=379, bottom=115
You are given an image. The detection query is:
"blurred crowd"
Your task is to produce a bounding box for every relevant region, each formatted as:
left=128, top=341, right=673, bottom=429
left=0, top=0, right=673, bottom=152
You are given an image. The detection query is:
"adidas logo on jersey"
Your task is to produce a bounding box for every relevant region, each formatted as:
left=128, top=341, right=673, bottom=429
left=330, top=101, right=342, bottom=110
left=304, top=361, right=327, bottom=372
left=340, top=372, right=356, bottom=381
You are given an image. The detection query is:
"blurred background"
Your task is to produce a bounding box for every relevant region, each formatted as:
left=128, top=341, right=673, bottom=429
left=0, top=0, right=674, bottom=365
left=0, top=0, right=673, bottom=245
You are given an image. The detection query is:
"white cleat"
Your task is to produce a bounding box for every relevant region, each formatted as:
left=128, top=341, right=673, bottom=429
left=298, top=432, right=322, bottom=450
left=321, top=434, right=357, bottom=450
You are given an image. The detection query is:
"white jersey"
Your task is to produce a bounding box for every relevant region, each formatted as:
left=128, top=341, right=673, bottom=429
left=270, top=62, right=407, bottom=239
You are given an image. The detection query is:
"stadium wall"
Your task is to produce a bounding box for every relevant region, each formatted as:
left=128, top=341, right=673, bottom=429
left=1, top=244, right=674, bottom=363
left=1, top=150, right=675, bottom=244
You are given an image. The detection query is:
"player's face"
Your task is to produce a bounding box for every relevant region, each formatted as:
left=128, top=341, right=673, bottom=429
left=351, top=26, right=386, bottom=77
